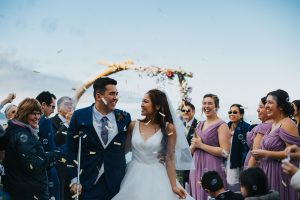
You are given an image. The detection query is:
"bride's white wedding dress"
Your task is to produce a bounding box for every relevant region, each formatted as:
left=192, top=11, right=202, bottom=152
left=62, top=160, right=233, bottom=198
left=112, top=121, right=194, bottom=200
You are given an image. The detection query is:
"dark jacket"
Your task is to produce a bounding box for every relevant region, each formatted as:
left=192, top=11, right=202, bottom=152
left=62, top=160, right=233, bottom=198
left=228, top=120, right=250, bottom=169
left=51, top=114, right=68, bottom=151
left=244, top=190, right=279, bottom=200
left=216, top=190, right=244, bottom=200
left=65, top=105, right=131, bottom=199
left=3, top=120, right=58, bottom=200
left=185, top=118, right=198, bottom=146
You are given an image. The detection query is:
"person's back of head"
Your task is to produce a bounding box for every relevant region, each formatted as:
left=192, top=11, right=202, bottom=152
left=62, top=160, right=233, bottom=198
left=240, top=167, right=269, bottom=198
left=201, top=171, right=224, bottom=197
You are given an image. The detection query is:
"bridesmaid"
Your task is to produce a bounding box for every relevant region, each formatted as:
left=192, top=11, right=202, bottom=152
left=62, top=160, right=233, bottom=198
left=244, top=96, right=272, bottom=168
left=189, top=94, right=231, bottom=200
left=252, top=89, right=300, bottom=200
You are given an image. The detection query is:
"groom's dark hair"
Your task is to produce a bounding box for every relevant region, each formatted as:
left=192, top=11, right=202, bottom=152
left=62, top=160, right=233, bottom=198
left=93, top=77, right=117, bottom=98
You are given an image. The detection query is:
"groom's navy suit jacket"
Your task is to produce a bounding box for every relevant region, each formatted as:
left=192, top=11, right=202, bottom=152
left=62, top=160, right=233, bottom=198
left=65, top=104, right=131, bottom=200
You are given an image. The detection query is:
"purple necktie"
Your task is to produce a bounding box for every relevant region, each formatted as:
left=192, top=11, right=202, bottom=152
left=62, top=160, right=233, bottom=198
left=100, top=116, right=109, bottom=144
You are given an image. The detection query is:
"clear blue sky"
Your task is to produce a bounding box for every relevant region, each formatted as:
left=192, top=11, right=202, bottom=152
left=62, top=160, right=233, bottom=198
left=1, top=0, right=300, bottom=121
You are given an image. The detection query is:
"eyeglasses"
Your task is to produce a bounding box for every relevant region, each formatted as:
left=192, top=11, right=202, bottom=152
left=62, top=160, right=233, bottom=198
left=228, top=111, right=238, bottom=115
left=181, top=109, right=191, bottom=113
left=29, top=112, right=41, bottom=116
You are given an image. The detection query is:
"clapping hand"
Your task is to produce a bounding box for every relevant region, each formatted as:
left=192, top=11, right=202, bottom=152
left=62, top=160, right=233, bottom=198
left=251, top=149, right=267, bottom=160
left=285, top=145, right=300, bottom=160
left=191, top=136, right=202, bottom=149
left=282, top=161, right=299, bottom=177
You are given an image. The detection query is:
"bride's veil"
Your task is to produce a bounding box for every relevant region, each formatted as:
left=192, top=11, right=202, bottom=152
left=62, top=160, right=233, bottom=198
left=165, top=92, right=195, bottom=170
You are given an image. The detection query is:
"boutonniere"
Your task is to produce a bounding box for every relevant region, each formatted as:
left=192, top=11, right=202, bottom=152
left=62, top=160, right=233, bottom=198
left=116, top=111, right=126, bottom=122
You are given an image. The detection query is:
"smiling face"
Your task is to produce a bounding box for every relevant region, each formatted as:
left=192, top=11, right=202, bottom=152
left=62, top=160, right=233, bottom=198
left=257, top=100, right=268, bottom=122
left=27, top=111, right=41, bottom=129
left=96, top=84, right=119, bottom=113
left=228, top=105, right=242, bottom=123
left=265, top=95, right=281, bottom=119
left=202, top=97, right=217, bottom=118
left=141, top=94, right=155, bottom=117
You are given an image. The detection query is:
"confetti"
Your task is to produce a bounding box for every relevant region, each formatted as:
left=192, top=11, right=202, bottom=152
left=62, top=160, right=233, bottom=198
left=83, top=134, right=87, bottom=138
left=60, top=158, right=67, bottom=163
left=89, top=151, right=96, bottom=155
left=73, top=135, right=79, bottom=139
left=67, top=164, right=74, bottom=168
left=80, top=169, right=83, bottom=175
left=107, top=121, right=113, bottom=128
left=32, top=70, right=40, bottom=73
left=105, top=126, right=113, bottom=131
left=114, top=142, right=121, bottom=146
left=101, top=97, right=107, bottom=105
left=33, top=195, right=39, bottom=200
left=72, top=193, right=79, bottom=199
left=30, top=164, right=33, bottom=169
left=57, top=49, right=63, bottom=54
left=158, top=112, right=165, bottom=117
left=145, top=120, right=151, bottom=125
left=282, top=180, right=287, bottom=187
left=123, top=126, right=127, bottom=131
left=168, top=132, right=174, bottom=136
left=73, top=160, right=78, bottom=165
left=62, top=131, right=67, bottom=135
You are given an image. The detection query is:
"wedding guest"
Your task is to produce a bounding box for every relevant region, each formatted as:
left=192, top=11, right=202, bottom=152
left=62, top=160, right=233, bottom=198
left=201, top=171, right=243, bottom=200
left=227, top=104, right=250, bottom=191
left=291, top=100, right=300, bottom=133
left=251, top=89, right=300, bottom=200
left=2, top=98, right=60, bottom=200
left=244, top=97, right=272, bottom=168
left=189, top=94, right=231, bottom=200
left=240, top=167, right=279, bottom=200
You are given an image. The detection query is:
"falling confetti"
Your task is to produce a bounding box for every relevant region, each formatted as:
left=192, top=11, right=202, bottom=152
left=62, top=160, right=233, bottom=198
left=282, top=180, right=287, bottom=187
left=73, top=160, right=78, bottom=165
left=72, top=194, right=79, bottom=199
left=114, top=142, right=121, bottom=146
left=57, top=49, right=63, bottom=54
left=60, top=158, right=67, bottom=163
left=89, top=151, right=96, bottom=155
left=33, top=195, right=39, bottom=200
left=123, top=126, right=127, bottom=131
left=73, top=135, right=79, bottom=139
left=80, top=169, right=83, bottom=175
left=145, top=120, right=151, bottom=126
left=83, top=134, right=87, bottom=138
left=30, top=164, right=33, bottom=170
left=168, top=132, right=174, bottom=136
left=158, top=112, right=165, bottom=117
left=67, top=164, right=74, bottom=168
left=32, top=70, right=41, bottom=74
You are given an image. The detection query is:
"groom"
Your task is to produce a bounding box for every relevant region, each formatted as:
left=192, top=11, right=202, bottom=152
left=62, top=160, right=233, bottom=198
left=66, top=77, right=131, bottom=199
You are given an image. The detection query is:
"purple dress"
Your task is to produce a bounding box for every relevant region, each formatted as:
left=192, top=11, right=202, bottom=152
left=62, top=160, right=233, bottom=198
left=244, top=122, right=272, bottom=168
left=189, top=120, right=227, bottom=200
left=260, top=127, right=300, bottom=200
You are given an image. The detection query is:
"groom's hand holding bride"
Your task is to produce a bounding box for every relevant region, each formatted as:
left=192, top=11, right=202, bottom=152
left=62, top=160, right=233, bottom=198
left=172, top=185, right=187, bottom=199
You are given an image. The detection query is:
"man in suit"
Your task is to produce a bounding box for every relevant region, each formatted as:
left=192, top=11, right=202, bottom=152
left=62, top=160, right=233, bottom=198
left=182, top=101, right=198, bottom=146
left=36, top=91, right=60, bottom=200
left=177, top=101, right=198, bottom=188
left=51, top=96, right=74, bottom=200
left=66, top=77, right=131, bottom=200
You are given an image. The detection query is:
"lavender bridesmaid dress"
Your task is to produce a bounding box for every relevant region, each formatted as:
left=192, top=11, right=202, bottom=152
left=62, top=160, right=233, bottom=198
left=260, top=127, right=300, bottom=200
left=189, top=120, right=227, bottom=200
left=244, top=122, right=272, bottom=168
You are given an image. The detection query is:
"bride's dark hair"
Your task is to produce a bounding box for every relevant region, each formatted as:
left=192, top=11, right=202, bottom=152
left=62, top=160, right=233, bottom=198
left=145, top=89, right=173, bottom=157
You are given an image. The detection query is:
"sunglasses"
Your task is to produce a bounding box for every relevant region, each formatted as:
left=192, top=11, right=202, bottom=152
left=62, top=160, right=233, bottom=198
left=228, top=111, right=238, bottom=115
left=181, top=109, right=191, bottom=113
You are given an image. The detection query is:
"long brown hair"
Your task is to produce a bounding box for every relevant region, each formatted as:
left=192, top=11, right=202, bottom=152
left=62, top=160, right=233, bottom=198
left=144, top=89, right=173, bottom=157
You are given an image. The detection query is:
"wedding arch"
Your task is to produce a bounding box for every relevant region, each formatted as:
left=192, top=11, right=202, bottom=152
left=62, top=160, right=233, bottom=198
left=73, top=60, right=193, bottom=109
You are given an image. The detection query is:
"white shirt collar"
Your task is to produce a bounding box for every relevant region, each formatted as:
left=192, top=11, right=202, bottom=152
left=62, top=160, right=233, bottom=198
left=92, top=106, right=115, bottom=123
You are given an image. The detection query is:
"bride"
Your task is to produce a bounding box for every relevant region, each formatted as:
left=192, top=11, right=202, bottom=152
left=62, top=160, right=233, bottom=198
left=112, top=89, right=194, bottom=200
